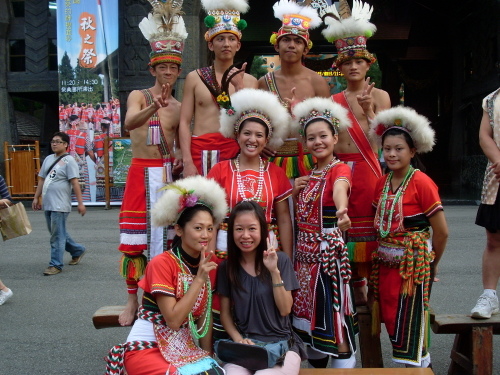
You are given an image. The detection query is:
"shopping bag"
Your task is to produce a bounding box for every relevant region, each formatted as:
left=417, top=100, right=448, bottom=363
left=0, top=202, right=32, bottom=241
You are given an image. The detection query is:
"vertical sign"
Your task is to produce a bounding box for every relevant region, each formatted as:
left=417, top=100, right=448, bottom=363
left=57, top=0, right=124, bottom=204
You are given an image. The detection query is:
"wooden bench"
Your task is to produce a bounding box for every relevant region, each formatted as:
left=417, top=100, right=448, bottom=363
left=431, top=313, right=500, bottom=375
left=298, top=369, right=433, bottom=374
left=93, top=305, right=132, bottom=329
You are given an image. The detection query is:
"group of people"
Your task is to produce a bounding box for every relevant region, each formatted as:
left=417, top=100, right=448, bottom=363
left=104, top=0, right=455, bottom=374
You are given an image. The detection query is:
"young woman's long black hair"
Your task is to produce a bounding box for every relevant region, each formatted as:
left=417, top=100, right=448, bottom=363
left=382, top=127, right=427, bottom=172
left=226, top=200, right=270, bottom=291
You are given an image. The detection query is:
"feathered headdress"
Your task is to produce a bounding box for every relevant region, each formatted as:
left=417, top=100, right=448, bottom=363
left=152, top=176, right=228, bottom=226
left=139, top=0, right=188, bottom=66
left=219, top=88, right=291, bottom=150
left=202, top=0, right=249, bottom=41
left=320, top=0, right=377, bottom=67
left=291, top=97, right=352, bottom=137
left=369, top=106, right=435, bottom=153
left=270, top=0, right=322, bottom=49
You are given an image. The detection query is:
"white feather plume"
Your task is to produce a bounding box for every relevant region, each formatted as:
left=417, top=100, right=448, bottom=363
left=291, top=97, right=352, bottom=137
left=369, top=106, right=435, bottom=153
left=139, top=13, right=188, bottom=42
left=321, top=1, right=376, bottom=42
left=151, top=176, right=228, bottom=227
left=273, top=0, right=322, bottom=29
left=201, top=0, right=249, bottom=13
left=219, top=89, right=291, bottom=150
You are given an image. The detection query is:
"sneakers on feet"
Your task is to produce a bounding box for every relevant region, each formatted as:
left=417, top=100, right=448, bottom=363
left=471, top=293, right=500, bottom=319
left=0, top=289, right=13, bottom=305
left=43, top=266, right=62, bottom=276
left=69, top=249, right=86, bottom=265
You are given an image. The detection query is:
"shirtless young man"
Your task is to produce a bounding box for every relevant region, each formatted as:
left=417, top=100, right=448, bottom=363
left=322, top=0, right=391, bottom=303
left=117, top=6, right=187, bottom=326
left=180, top=0, right=257, bottom=177
left=258, top=1, right=329, bottom=179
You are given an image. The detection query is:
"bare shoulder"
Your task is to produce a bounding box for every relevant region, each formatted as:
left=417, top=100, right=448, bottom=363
left=127, top=89, right=146, bottom=107
left=372, top=88, right=391, bottom=110
left=309, top=69, right=330, bottom=97
left=243, top=73, right=258, bottom=88
left=257, top=75, right=268, bottom=90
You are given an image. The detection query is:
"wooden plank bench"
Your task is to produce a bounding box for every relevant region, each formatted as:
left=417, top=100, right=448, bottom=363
left=431, top=313, right=500, bottom=375
left=93, top=305, right=133, bottom=329
left=298, top=369, right=433, bottom=374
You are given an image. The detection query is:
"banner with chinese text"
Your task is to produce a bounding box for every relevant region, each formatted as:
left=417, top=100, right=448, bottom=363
left=57, top=0, right=124, bottom=204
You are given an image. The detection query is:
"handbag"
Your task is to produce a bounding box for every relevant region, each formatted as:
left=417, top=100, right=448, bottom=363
left=214, top=338, right=289, bottom=371
left=0, top=202, right=32, bottom=241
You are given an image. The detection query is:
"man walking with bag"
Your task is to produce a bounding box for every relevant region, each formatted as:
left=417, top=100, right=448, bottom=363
left=32, top=132, right=86, bottom=276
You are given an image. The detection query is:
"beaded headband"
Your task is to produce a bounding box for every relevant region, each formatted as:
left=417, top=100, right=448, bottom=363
left=369, top=106, right=435, bottom=154
left=202, top=0, right=249, bottom=41
left=139, top=0, right=188, bottom=67
left=320, top=0, right=377, bottom=67
left=270, top=0, right=322, bottom=50
left=219, top=88, right=291, bottom=150
left=291, top=97, right=352, bottom=137
left=152, top=176, right=228, bottom=226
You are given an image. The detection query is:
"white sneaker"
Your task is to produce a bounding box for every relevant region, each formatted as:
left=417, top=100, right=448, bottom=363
left=471, top=293, right=500, bottom=319
left=0, top=289, right=13, bottom=305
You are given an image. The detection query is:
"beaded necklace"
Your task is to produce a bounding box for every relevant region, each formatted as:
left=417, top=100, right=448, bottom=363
left=174, top=248, right=211, bottom=340
left=297, top=158, right=338, bottom=219
left=234, top=155, right=265, bottom=202
left=377, top=166, right=417, bottom=238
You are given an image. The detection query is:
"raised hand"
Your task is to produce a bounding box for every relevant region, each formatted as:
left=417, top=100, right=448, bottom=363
left=229, top=62, right=247, bottom=92
left=263, top=235, right=279, bottom=272
left=336, top=207, right=351, bottom=231
left=356, top=77, right=375, bottom=115
left=284, top=87, right=301, bottom=113
left=153, top=83, right=171, bottom=109
left=197, top=248, right=217, bottom=282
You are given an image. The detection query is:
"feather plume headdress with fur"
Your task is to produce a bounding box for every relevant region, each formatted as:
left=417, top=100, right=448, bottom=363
left=320, top=0, right=376, bottom=67
left=201, top=0, right=249, bottom=41
left=270, top=0, right=322, bottom=49
left=139, top=0, right=188, bottom=66
left=219, top=88, right=291, bottom=150
left=369, top=106, right=435, bottom=154
left=291, top=97, right=352, bottom=137
left=152, top=176, right=228, bottom=227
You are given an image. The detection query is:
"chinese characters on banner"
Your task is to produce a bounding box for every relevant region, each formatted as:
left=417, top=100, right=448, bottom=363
left=57, top=0, right=124, bottom=205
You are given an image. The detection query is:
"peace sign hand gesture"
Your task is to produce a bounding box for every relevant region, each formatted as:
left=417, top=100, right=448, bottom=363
left=153, top=83, right=171, bottom=109
left=196, top=249, right=217, bottom=282
left=356, top=77, right=375, bottom=117
left=263, top=235, right=279, bottom=272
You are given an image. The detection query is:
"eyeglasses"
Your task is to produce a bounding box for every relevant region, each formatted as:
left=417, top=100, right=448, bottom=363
left=50, top=140, right=65, bottom=144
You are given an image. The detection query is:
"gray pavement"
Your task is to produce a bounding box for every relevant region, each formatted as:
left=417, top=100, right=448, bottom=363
left=1, top=205, right=498, bottom=374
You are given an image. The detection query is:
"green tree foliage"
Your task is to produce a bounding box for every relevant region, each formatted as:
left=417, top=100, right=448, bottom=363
left=250, top=56, right=269, bottom=80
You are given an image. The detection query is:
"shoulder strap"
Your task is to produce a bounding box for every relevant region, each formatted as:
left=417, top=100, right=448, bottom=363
left=46, top=153, right=69, bottom=174
left=196, top=67, right=220, bottom=108
left=140, top=89, right=171, bottom=157
left=264, top=72, right=287, bottom=107
left=333, top=92, right=382, bottom=179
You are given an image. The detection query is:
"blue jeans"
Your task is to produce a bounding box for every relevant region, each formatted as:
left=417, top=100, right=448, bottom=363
left=44, top=211, right=85, bottom=269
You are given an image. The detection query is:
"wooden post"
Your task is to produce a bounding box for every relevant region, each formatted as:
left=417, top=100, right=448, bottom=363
left=4, top=141, right=11, bottom=194
left=472, top=326, right=492, bottom=375
left=357, top=305, right=384, bottom=368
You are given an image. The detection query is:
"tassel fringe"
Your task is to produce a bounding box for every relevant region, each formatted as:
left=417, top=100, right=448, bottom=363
left=120, top=254, right=147, bottom=280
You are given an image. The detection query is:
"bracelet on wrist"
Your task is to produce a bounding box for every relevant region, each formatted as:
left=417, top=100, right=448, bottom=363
left=272, top=281, right=285, bottom=288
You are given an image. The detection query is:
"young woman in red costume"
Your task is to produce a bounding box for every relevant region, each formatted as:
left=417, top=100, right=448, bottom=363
left=105, top=176, right=227, bottom=375
left=369, top=106, right=448, bottom=368
left=291, top=97, right=358, bottom=369
left=208, top=88, right=293, bottom=341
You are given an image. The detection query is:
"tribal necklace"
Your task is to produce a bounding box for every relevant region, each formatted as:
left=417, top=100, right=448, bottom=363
left=234, top=155, right=265, bottom=202
left=298, top=158, right=338, bottom=218
left=377, top=166, right=417, bottom=238
left=175, top=248, right=211, bottom=340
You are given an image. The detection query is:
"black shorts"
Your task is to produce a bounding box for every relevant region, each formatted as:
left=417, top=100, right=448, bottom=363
left=476, top=189, right=500, bottom=233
